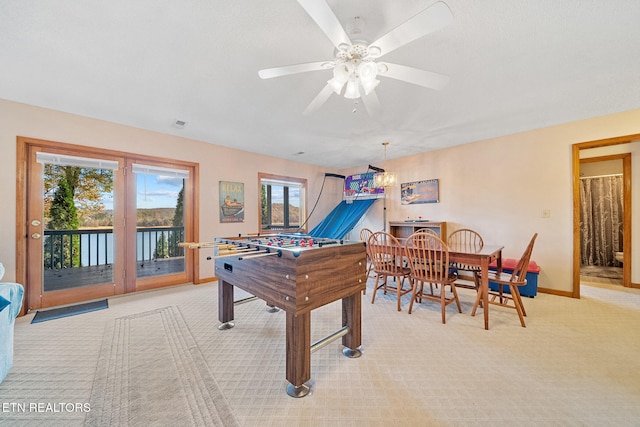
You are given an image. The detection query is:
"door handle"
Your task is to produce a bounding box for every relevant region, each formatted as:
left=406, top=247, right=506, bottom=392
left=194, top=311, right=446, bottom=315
left=31, top=233, right=41, bottom=239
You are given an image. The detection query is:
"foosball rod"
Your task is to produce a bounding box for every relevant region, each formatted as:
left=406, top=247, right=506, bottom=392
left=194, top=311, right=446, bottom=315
left=214, top=247, right=256, bottom=256
left=178, top=242, right=237, bottom=249
left=238, top=251, right=280, bottom=260
left=214, top=251, right=265, bottom=259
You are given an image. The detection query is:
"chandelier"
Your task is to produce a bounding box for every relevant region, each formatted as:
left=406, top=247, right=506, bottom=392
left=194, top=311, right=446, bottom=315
left=326, top=43, right=388, bottom=100
left=373, top=142, right=397, bottom=188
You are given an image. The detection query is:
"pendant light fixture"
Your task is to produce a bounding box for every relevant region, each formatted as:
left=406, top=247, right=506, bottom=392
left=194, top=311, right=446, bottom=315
left=373, top=142, right=397, bottom=188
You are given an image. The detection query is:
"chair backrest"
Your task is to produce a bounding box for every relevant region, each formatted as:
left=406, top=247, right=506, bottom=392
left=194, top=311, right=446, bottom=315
left=414, top=228, right=439, bottom=236
left=448, top=228, right=484, bottom=252
left=508, top=233, right=538, bottom=284
left=404, top=232, right=450, bottom=283
left=360, top=228, right=374, bottom=261
left=368, top=231, right=406, bottom=276
left=359, top=228, right=373, bottom=243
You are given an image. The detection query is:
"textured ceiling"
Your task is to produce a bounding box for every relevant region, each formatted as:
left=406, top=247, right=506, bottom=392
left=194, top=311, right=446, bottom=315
left=1, top=0, right=639, bottom=169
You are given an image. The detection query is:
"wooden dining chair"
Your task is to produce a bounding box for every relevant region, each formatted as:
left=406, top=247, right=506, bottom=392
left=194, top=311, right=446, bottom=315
left=368, top=231, right=412, bottom=311
left=415, top=228, right=439, bottom=236
left=448, top=228, right=484, bottom=291
left=404, top=232, right=462, bottom=323
left=471, top=233, right=538, bottom=327
left=359, top=228, right=375, bottom=291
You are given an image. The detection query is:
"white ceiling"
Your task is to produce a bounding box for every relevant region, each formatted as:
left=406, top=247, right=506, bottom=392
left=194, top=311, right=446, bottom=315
left=1, top=0, right=640, bottom=169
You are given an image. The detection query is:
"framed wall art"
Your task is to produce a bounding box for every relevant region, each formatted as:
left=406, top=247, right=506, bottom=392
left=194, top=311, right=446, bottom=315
left=401, top=179, right=439, bottom=204
left=219, top=181, right=244, bottom=223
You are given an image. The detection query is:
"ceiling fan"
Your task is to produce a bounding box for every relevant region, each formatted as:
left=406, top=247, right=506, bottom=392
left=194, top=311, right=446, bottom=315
left=258, top=0, right=453, bottom=115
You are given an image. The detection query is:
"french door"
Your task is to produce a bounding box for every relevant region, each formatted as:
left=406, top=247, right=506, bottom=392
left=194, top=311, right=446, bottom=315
left=18, top=138, right=197, bottom=310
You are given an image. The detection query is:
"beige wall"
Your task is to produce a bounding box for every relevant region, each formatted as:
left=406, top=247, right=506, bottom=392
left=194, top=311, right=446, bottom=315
left=344, top=109, right=640, bottom=292
left=0, top=99, right=343, bottom=282
left=3, top=97, right=640, bottom=293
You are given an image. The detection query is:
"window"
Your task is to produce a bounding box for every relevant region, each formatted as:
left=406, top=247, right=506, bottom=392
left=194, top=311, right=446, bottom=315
left=259, top=173, right=306, bottom=232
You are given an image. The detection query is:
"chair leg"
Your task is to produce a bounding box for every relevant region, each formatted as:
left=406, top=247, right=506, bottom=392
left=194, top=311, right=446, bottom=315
left=441, top=289, right=447, bottom=324
left=371, top=274, right=382, bottom=304
left=400, top=276, right=411, bottom=311
left=510, top=285, right=526, bottom=327
left=471, top=286, right=484, bottom=316
left=512, top=286, right=527, bottom=317
left=452, top=285, right=462, bottom=313
left=472, top=272, right=481, bottom=292
left=383, top=276, right=389, bottom=295
left=363, top=262, right=373, bottom=295
left=408, top=279, right=419, bottom=314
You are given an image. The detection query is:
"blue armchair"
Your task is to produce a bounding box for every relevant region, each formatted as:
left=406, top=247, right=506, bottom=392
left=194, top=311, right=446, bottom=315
left=0, top=281, right=24, bottom=383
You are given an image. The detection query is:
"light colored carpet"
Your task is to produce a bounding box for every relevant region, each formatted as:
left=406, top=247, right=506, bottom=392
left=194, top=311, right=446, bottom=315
left=1, top=279, right=640, bottom=426
left=86, top=306, right=238, bottom=427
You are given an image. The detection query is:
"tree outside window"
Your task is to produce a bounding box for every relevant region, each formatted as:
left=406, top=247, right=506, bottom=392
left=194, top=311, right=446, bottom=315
left=259, top=173, right=306, bottom=232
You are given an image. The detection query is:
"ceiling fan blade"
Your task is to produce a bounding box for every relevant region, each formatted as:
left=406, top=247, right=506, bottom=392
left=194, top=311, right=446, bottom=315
left=258, top=61, right=329, bottom=79
left=369, top=1, right=453, bottom=57
left=297, top=0, right=352, bottom=50
left=379, top=62, right=450, bottom=90
left=303, top=84, right=334, bottom=115
left=361, top=90, right=382, bottom=116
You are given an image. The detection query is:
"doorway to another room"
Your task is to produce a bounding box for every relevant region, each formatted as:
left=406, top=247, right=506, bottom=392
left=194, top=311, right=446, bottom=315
left=572, top=136, right=635, bottom=298
left=579, top=156, right=624, bottom=286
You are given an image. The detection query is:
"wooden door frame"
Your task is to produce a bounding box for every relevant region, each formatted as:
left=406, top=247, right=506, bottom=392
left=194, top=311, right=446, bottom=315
left=16, top=136, right=199, bottom=314
left=572, top=134, right=637, bottom=298
left=23, top=142, right=126, bottom=309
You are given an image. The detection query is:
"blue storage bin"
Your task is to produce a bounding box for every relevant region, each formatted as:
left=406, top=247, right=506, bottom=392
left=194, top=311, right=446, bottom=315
left=488, top=259, right=540, bottom=298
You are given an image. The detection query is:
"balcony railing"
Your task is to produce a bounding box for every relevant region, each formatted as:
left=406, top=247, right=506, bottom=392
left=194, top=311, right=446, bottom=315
left=43, top=226, right=185, bottom=270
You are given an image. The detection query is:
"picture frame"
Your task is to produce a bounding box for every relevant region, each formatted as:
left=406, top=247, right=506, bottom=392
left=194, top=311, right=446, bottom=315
left=219, top=181, right=244, bottom=223
left=401, top=179, right=439, bottom=204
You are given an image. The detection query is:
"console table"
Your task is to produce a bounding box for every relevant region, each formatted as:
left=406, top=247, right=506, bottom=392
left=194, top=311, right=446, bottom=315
left=388, top=221, right=447, bottom=240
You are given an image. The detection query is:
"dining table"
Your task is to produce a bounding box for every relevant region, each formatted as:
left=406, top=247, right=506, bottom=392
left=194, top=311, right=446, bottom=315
left=371, top=235, right=504, bottom=330
left=447, top=243, right=504, bottom=330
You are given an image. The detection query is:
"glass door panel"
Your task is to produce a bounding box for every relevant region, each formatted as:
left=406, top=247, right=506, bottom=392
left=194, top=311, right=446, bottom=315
left=135, top=168, right=185, bottom=279
left=42, top=163, right=115, bottom=292
left=22, top=139, right=195, bottom=310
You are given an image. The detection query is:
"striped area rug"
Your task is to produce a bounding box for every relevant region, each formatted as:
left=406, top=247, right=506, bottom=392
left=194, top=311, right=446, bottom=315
left=86, top=306, right=238, bottom=426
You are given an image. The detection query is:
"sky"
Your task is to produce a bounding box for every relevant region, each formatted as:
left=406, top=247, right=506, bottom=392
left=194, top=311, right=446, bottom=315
left=269, top=185, right=300, bottom=207
left=101, top=174, right=183, bottom=210
left=136, top=174, right=183, bottom=209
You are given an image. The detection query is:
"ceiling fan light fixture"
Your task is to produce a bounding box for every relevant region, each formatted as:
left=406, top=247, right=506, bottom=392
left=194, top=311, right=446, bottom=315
left=327, top=77, right=346, bottom=95
left=361, top=78, right=380, bottom=95
left=259, top=1, right=453, bottom=113
left=344, top=77, right=361, bottom=99
left=368, top=46, right=382, bottom=58
left=328, top=62, right=352, bottom=94
left=334, top=62, right=352, bottom=81
left=358, top=61, right=378, bottom=82
left=337, top=42, right=350, bottom=53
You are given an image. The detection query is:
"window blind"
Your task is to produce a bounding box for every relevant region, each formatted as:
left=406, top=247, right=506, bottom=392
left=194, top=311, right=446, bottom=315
left=131, top=163, right=189, bottom=179
left=36, top=152, right=119, bottom=170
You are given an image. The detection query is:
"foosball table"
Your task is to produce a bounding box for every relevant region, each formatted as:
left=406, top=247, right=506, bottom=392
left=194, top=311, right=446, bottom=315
left=203, top=234, right=366, bottom=397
